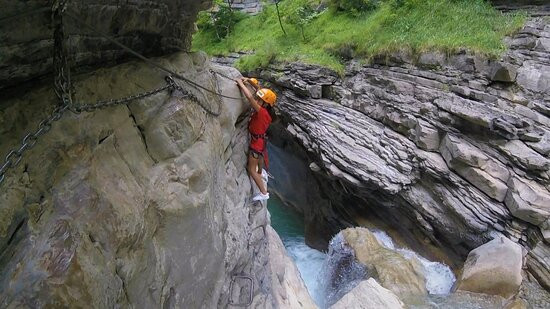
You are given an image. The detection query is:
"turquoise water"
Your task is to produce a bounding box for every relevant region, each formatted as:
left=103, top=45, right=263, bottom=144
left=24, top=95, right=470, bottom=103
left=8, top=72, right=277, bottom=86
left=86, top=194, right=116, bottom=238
left=267, top=194, right=326, bottom=305
left=268, top=194, right=457, bottom=308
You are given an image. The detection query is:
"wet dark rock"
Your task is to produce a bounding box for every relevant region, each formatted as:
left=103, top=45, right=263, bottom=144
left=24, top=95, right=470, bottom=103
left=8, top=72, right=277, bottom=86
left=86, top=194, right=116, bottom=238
left=0, top=0, right=212, bottom=89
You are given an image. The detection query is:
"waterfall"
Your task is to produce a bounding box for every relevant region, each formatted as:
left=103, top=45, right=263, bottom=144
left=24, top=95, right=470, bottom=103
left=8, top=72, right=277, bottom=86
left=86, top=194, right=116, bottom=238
left=314, top=233, right=368, bottom=308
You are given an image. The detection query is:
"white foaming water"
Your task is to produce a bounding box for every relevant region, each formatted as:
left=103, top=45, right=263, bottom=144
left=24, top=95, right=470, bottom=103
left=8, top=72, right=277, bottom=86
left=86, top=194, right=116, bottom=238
left=372, top=230, right=456, bottom=295
left=284, top=237, right=326, bottom=303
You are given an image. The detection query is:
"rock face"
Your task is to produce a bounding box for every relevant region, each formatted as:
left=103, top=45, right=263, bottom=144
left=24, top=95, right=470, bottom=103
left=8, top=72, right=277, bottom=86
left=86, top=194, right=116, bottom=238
left=330, top=278, right=404, bottom=309
left=1, top=3, right=318, bottom=307
left=0, top=52, right=239, bottom=307
left=341, top=228, right=427, bottom=298
left=265, top=225, right=317, bottom=309
left=257, top=17, right=550, bottom=292
left=0, top=0, right=211, bottom=89
left=226, top=0, right=263, bottom=15
left=0, top=49, right=314, bottom=309
left=457, top=237, right=524, bottom=298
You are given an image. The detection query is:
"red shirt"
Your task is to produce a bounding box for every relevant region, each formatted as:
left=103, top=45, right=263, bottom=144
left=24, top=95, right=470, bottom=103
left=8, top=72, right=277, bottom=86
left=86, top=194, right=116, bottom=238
left=249, top=107, right=272, bottom=152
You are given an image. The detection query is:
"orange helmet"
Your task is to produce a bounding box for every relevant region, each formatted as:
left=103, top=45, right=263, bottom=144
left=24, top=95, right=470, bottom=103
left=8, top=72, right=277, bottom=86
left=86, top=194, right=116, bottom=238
left=248, top=78, right=259, bottom=87
left=256, top=88, right=277, bottom=106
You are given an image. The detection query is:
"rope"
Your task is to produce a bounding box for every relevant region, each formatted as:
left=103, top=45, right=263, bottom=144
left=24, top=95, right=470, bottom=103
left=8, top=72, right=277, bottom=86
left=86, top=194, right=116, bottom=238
left=0, top=7, right=49, bottom=24
left=63, top=11, right=243, bottom=101
left=210, top=69, right=239, bottom=82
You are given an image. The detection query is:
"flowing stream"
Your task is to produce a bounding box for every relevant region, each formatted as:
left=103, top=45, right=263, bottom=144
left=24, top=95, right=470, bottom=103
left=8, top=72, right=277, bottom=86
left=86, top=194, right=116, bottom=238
left=268, top=194, right=458, bottom=307
left=267, top=195, right=326, bottom=304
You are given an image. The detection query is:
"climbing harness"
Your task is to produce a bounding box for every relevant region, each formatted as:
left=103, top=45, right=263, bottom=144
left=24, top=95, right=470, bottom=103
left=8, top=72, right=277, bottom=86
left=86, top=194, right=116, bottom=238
left=0, top=3, right=243, bottom=186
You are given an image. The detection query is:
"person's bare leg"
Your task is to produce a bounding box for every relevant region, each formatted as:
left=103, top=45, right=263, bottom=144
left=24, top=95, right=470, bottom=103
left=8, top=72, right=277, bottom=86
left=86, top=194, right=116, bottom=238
left=248, top=154, right=267, bottom=194
left=257, top=157, right=262, bottom=175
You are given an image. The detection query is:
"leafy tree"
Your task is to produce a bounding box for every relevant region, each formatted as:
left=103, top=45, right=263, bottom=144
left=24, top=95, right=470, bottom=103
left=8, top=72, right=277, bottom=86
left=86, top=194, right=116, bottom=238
left=286, top=5, right=321, bottom=41
left=275, top=0, right=287, bottom=36
left=196, top=1, right=245, bottom=41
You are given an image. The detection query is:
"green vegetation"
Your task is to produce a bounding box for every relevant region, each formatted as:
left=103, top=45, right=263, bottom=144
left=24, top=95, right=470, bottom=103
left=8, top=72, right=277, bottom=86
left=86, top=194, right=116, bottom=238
left=192, top=0, right=526, bottom=74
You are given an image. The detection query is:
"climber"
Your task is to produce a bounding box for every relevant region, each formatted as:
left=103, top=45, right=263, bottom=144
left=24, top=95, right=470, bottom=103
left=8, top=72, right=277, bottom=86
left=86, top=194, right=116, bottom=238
left=236, top=77, right=277, bottom=201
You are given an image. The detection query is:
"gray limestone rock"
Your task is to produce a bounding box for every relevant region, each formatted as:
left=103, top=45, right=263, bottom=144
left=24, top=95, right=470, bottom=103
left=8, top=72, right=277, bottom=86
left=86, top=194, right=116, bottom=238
left=487, top=62, right=518, bottom=82
left=0, top=0, right=212, bottom=89
left=0, top=52, right=304, bottom=308
left=457, top=237, right=524, bottom=298
left=258, top=17, right=550, bottom=294
left=505, top=177, right=550, bottom=226
left=330, top=278, right=405, bottom=309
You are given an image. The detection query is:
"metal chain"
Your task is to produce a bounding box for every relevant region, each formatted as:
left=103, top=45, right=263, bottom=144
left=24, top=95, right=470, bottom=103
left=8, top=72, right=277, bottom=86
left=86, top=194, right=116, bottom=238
left=52, top=0, right=72, bottom=109
left=73, top=78, right=175, bottom=113
left=0, top=104, right=69, bottom=185
left=0, top=4, right=236, bottom=187
left=63, top=10, right=243, bottom=101
left=0, top=1, right=71, bottom=186
left=170, top=78, right=222, bottom=116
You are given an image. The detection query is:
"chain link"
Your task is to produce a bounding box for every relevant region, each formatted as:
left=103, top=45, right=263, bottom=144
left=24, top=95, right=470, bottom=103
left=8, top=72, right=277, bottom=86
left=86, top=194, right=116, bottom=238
left=52, top=0, right=72, bottom=109
left=0, top=104, right=69, bottom=185
left=170, top=78, right=222, bottom=116
left=72, top=79, right=174, bottom=113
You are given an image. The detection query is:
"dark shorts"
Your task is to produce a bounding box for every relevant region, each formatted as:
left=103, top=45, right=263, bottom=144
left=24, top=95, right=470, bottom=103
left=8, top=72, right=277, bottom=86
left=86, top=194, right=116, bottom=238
left=249, top=148, right=263, bottom=159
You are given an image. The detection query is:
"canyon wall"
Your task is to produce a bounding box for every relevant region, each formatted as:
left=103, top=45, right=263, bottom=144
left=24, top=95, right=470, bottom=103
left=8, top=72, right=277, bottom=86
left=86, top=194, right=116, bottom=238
left=258, top=17, right=550, bottom=289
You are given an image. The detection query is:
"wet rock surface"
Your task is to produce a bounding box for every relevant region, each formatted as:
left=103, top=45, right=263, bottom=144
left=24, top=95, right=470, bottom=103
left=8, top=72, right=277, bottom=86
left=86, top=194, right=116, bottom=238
left=0, top=0, right=211, bottom=89
left=342, top=228, right=427, bottom=298
left=330, top=278, right=404, bottom=309
left=257, top=17, right=550, bottom=293
left=265, top=225, right=317, bottom=309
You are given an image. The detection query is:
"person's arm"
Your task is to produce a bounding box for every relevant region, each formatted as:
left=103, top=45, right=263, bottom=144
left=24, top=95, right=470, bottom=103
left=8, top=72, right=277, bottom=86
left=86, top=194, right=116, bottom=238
left=236, top=78, right=261, bottom=111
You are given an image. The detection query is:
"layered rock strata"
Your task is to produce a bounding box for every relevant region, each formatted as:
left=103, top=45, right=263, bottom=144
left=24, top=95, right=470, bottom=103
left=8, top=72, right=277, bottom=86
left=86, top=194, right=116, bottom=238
left=258, top=17, right=550, bottom=290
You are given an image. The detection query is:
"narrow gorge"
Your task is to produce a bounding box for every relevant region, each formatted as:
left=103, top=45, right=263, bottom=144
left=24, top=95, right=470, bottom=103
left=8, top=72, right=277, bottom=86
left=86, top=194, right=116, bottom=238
left=255, top=10, right=550, bottom=309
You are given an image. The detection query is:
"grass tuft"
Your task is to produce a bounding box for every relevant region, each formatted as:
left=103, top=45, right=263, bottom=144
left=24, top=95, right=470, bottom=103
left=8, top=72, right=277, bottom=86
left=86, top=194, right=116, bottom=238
left=192, top=0, right=526, bottom=73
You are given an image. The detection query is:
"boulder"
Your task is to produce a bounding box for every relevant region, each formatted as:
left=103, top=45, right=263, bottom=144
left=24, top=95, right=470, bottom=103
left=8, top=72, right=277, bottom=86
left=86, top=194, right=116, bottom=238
left=330, top=278, right=404, bottom=309
left=342, top=228, right=427, bottom=298
left=457, top=237, right=524, bottom=298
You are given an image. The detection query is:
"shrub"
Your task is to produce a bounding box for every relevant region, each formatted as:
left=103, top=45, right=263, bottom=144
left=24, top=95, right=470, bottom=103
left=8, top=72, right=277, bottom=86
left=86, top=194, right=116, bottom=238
left=196, top=4, right=246, bottom=41
left=285, top=4, right=322, bottom=41
left=329, top=0, right=380, bottom=15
